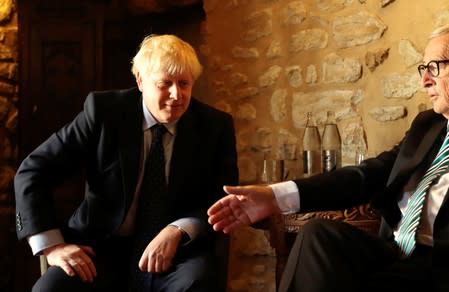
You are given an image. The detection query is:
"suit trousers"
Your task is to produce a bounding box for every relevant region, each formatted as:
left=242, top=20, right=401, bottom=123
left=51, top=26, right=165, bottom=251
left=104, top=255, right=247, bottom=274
left=279, top=218, right=449, bottom=292
left=31, top=235, right=223, bottom=292
left=32, top=236, right=133, bottom=292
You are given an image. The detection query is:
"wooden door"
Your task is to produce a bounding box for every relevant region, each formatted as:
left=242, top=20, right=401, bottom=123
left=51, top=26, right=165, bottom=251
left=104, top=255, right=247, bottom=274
left=15, top=1, right=102, bottom=291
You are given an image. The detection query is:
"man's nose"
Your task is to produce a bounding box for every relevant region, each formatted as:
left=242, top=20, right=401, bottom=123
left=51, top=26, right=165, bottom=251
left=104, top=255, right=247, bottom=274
left=421, top=69, right=434, bottom=88
left=169, top=84, right=181, bottom=100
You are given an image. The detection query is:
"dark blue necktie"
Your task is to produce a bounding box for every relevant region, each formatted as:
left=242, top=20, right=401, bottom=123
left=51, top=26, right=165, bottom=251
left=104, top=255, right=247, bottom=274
left=130, top=124, right=169, bottom=291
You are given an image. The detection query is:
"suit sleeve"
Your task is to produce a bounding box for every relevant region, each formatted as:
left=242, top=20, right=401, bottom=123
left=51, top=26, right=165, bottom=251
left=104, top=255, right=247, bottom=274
left=14, top=92, right=100, bottom=240
left=174, top=108, right=239, bottom=241
left=198, top=112, right=238, bottom=229
left=294, top=142, right=400, bottom=213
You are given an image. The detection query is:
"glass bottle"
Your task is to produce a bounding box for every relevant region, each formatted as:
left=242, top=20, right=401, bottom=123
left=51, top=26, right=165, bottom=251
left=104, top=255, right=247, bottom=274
left=322, top=111, right=342, bottom=172
left=302, top=112, right=322, bottom=177
left=354, top=126, right=367, bottom=165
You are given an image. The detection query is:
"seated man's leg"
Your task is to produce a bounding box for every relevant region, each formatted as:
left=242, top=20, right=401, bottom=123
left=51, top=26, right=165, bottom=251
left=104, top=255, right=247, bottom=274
left=33, top=237, right=131, bottom=292
left=279, top=218, right=398, bottom=292
left=33, top=260, right=129, bottom=292
left=32, top=266, right=93, bottom=292
left=367, top=244, right=449, bottom=292
left=151, top=250, right=224, bottom=292
left=433, top=262, right=449, bottom=292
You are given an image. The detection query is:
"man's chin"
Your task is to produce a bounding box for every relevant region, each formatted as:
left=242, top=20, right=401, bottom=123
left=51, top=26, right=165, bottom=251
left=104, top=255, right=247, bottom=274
left=161, top=112, right=184, bottom=123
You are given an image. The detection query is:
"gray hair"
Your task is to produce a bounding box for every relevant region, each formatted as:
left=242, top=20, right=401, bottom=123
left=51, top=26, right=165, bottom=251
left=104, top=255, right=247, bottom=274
left=430, top=24, right=449, bottom=39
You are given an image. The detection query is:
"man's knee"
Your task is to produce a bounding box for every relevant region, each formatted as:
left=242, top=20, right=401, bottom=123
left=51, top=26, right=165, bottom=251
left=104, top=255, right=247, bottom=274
left=296, top=218, right=355, bottom=251
left=301, top=218, right=340, bottom=236
left=164, top=255, right=224, bottom=292
left=179, top=256, right=215, bottom=284
left=32, top=266, right=91, bottom=292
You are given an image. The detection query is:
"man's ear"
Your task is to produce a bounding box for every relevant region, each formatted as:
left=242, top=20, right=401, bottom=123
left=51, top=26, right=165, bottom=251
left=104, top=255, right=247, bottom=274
left=136, top=72, right=143, bottom=91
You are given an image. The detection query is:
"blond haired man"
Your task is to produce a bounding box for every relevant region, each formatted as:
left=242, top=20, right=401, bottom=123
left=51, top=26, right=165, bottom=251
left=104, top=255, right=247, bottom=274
left=15, top=34, right=238, bottom=291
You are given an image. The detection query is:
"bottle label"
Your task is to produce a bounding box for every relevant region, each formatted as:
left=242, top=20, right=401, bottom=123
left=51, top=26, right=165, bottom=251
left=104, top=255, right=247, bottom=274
left=322, top=149, right=341, bottom=172
left=303, top=150, right=321, bottom=176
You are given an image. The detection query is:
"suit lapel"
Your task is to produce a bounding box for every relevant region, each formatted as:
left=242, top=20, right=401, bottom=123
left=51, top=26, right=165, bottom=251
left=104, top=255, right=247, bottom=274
left=392, top=117, right=447, bottom=181
left=118, top=89, right=143, bottom=209
left=168, top=101, right=201, bottom=196
left=376, top=113, right=447, bottom=227
left=408, top=121, right=445, bottom=169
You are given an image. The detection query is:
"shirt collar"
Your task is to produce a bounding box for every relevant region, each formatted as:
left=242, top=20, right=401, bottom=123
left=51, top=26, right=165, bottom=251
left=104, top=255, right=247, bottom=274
left=142, top=98, right=176, bottom=135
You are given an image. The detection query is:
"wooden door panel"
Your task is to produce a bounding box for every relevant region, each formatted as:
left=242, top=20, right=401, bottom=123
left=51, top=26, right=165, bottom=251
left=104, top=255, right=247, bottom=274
left=25, top=20, right=96, bottom=153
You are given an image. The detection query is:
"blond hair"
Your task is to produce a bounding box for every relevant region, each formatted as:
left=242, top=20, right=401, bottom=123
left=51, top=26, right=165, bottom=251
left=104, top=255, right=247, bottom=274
left=131, top=34, right=203, bottom=81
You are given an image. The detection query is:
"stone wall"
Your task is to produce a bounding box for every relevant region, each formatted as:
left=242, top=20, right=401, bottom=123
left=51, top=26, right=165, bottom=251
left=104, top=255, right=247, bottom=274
left=0, top=0, right=18, bottom=291
left=201, top=0, right=448, bottom=174
left=199, top=0, right=449, bottom=291
left=3, top=0, right=449, bottom=291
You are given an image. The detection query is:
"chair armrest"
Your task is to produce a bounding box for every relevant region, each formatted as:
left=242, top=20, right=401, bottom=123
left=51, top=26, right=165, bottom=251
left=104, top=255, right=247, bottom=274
left=39, top=255, right=48, bottom=275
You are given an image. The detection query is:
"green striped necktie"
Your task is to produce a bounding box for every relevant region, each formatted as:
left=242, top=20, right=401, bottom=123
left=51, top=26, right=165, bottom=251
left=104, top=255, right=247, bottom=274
left=395, top=130, right=449, bottom=258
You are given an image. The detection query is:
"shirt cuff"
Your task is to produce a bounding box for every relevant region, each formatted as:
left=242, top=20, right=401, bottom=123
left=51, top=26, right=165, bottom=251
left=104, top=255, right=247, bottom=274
left=27, top=229, right=65, bottom=255
left=270, top=180, right=300, bottom=214
left=168, top=217, right=203, bottom=245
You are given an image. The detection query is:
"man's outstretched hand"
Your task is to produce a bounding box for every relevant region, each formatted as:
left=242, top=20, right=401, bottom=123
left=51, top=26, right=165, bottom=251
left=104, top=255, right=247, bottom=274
left=207, top=185, right=280, bottom=234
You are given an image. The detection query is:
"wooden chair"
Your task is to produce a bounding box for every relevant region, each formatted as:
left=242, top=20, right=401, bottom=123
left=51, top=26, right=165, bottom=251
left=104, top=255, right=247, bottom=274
left=265, top=204, right=381, bottom=288
left=39, top=255, right=48, bottom=275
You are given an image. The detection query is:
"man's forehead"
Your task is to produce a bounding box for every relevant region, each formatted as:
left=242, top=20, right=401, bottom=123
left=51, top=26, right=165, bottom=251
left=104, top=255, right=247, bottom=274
left=149, top=70, right=192, bottom=80
left=423, top=34, right=449, bottom=62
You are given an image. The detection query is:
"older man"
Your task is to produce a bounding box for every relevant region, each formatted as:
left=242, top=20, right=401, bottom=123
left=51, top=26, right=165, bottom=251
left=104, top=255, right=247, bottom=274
left=208, top=24, right=449, bottom=292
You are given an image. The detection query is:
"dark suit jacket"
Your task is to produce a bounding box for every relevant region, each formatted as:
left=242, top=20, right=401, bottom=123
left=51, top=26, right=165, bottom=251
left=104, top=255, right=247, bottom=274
left=14, top=87, right=239, bottom=248
left=294, top=109, right=449, bottom=259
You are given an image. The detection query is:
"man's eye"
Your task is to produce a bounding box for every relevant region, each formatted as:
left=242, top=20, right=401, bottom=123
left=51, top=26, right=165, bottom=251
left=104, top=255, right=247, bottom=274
left=428, top=63, right=438, bottom=71
left=179, top=80, right=190, bottom=88
left=157, top=81, right=172, bottom=88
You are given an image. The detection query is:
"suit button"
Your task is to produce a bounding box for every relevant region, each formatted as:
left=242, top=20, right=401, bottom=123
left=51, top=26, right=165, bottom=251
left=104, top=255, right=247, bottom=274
left=16, top=213, right=23, bottom=231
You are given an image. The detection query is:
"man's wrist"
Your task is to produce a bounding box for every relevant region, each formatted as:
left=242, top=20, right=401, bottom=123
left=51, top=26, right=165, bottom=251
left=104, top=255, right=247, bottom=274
left=27, top=229, right=65, bottom=255
left=269, top=181, right=300, bottom=214
left=168, top=224, right=190, bottom=244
